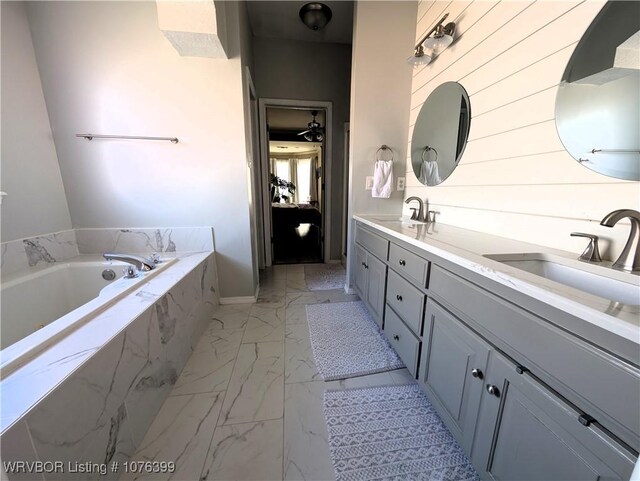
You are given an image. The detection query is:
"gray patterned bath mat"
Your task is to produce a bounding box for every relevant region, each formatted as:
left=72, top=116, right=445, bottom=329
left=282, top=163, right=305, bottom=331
left=306, top=301, right=404, bottom=380
left=304, top=264, right=346, bottom=291
left=324, top=383, right=480, bottom=481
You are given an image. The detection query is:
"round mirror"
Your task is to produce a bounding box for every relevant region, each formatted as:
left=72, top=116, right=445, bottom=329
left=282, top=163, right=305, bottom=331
left=411, top=81, right=471, bottom=186
left=555, top=2, right=640, bottom=180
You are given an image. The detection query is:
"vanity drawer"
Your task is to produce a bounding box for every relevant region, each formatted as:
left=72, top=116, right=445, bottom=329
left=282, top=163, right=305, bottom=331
left=385, top=305, right=421, bottom=378
left=389, top=242, right=430, bottom=287
left=386, top=269, right=426, bottom=336
left=355, top=225, right=389, bottom=261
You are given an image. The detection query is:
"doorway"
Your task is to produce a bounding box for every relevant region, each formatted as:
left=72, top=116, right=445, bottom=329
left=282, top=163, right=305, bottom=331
left=258, top=99, right=333, bottom=266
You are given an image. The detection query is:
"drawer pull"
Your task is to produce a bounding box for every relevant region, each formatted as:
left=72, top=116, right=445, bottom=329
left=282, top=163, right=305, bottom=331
left=361, top=262, right=369, bottom=269
left=396, top=295, right=403, bottom=302
left=471, top=368, right=483, bottom=379
left=393, top=335, right=400, bottom=341
left=486, top=384, right=500, bottom=397
left=399, top=259, right=406, bottom=266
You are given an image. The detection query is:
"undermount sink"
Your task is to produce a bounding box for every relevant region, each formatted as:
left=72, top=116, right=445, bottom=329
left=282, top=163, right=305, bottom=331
left=371, top=216, right=424, bottom=226
left=484, top=253, right=640, bottom=306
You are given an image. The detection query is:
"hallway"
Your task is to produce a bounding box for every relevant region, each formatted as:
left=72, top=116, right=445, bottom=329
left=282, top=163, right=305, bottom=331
left=124, top=264, right=414, bottom=481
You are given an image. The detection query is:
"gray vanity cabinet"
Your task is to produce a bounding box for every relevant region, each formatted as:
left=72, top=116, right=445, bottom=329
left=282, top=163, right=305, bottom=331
left=471, top=351, right=635, bottom=481
left=421, top=299, right=490, bottom=453
left=354, top=243, right=387, bottom=328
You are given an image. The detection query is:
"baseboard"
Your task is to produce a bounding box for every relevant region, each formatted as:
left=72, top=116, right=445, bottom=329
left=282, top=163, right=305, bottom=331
left=219, top=294, right=257, bottom=305
left=326, top=259, right=342, bottom=264
left=344, top=285, right=356, bottom=295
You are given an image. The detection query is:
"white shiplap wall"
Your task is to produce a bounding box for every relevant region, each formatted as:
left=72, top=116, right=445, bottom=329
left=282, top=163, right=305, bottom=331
left=404, top=0, right=640, bottom=261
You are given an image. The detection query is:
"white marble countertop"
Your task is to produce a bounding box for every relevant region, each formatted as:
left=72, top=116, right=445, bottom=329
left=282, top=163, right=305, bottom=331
left=354, top=214, right=640, bottom=346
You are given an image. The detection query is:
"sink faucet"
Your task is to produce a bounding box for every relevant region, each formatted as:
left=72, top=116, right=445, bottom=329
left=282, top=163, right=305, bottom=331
left=103, top=253, right=156, bottom=272
left=600, top=209, right=640, bottom=273
left=405, top=196, right=425, bottom=222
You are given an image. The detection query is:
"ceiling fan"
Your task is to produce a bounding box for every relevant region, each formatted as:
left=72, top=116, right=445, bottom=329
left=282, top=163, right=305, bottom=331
left=297, top=110, right=324, bottom=142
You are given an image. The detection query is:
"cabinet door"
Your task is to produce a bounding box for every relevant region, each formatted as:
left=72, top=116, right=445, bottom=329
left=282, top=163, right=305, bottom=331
left=421, top=300, right=490, bottom=452
left=472, top=352, right=635, bottom=481
left=366, top=253, right=387, bottom=327
left=354, top=244, right=368, bottom=299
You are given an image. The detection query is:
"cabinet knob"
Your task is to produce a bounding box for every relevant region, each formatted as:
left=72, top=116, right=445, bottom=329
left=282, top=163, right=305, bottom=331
left=399, top=259, right=406, bottom=266
left=471, top=368, right=483, bottom=379
left=396, top=294, right=403, bottom=302
left=393, top=335, right=400, bottom=341
left=486, top=384, right=500, bottom=397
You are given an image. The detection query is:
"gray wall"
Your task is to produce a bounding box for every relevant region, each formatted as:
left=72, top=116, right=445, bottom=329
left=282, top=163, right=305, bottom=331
left=24, top=1, right=256, bottom=299
left=252, top=37, right=352, bottom=260
left=0, top=2, right=72, bottom=242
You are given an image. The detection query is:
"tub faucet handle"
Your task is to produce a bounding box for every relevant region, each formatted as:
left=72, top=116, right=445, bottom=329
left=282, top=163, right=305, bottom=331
left=150, top=253, right=161, bottom=264
left=123, top=266, right=138, bottom=279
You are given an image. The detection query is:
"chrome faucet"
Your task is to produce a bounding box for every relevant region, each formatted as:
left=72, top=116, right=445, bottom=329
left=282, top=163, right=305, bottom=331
left=405, top=196, right=425, bottom=222
left=600, top=209, right=640, bottom=273
left=103, top=253, right=156, bottom=272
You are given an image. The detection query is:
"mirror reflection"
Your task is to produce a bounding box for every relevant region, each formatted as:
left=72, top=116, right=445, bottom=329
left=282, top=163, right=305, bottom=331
left=555, top=1, right=640, bottom=180
left=411, top=82, right=470, bottom=186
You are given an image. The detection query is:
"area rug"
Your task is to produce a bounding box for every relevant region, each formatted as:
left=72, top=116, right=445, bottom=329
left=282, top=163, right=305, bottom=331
left=324, top=383, right=480, bottom=481
left=304, top=264, right=346, bottom=291
left=306, top=301, right=404, bottom=380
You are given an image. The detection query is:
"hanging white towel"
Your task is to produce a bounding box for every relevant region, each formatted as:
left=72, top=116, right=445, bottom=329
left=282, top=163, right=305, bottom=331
left=372, top=160, right=394, bottom=198
left=419, top=160, right=441, bottom=186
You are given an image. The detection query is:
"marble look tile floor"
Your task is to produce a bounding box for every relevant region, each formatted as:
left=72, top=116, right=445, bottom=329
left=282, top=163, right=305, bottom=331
left=123, top=264, right=414, bottom=481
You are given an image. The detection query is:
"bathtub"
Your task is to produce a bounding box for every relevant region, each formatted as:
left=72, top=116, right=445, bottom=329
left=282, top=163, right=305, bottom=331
left=1, top=257, right=175, bottom=374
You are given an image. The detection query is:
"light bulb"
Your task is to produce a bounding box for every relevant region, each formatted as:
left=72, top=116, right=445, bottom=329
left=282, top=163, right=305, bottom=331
left=423, top=33, right=453, bottom=55
left=407, top=45, right=431, bottom=69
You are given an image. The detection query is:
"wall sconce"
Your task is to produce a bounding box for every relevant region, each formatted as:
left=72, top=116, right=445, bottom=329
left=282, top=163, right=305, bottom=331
left=408, top=13, right=456, bottom=68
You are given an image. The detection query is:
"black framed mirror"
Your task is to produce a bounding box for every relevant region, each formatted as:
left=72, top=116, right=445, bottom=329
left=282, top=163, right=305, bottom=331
left=411, top=82, right=471, bottom=186
left=555, top=1, right=640, bottom=180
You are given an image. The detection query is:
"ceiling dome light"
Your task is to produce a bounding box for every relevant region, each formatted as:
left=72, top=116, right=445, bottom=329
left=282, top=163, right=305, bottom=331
left=299, top=3, right=333, bottom=31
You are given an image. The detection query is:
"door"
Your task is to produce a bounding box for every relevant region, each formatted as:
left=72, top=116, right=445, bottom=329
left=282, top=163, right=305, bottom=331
left=421, top=300, right=490, bottom=452
left=354, top=244, right=367, bottom=298
left=366, top=253, right=387, bottom=327
left=472, top=351, right=635, bottom=481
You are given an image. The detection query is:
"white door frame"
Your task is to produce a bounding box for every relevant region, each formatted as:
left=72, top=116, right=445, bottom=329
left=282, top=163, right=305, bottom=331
left=244, top=67, right=264, bottom=274
left=342, top=122, right=350, bottom=266
left=258, top=98, right=333, bottom=266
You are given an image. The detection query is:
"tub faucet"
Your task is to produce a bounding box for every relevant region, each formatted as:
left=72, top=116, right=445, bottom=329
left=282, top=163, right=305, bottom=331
left=103, top=253, right=156, bottom=272
left=600, top=209, right=640, bottom=273
left=405, top=196, right=425, bottom=222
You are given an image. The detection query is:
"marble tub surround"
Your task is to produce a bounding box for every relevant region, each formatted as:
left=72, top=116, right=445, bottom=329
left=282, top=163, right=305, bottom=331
left=355, top=215, right=640, bottom=354
left=1, top=229, right=79, bottom=277
left=0, top=227, right=214, bottom=278
left=0, top=251, right=219, bottom=481
left=122, top=264, right=416, bottom=481
left=75, top=227, right=214, bottom=255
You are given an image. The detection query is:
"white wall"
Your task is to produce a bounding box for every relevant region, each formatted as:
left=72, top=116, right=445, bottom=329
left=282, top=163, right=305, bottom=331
left=0, top=2, right=72, bottom=243
left=405, top=0, right=640, bottom=261
left=252, top=37, right=352, bottom=260
left=346, top=1, right=418, bottom=286
left=25, top=1, right=256, bottom=298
